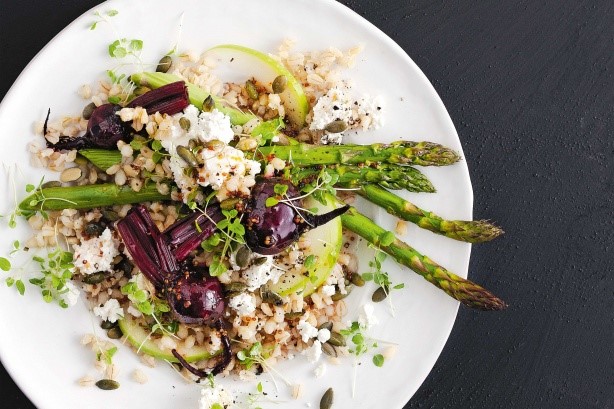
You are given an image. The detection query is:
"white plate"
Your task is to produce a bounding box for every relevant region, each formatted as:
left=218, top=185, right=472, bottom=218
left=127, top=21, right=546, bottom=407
left=0, top=0, right=471, bottom=408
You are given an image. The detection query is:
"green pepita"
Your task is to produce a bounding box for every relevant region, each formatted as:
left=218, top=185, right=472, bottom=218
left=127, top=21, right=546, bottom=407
left=272, top=75, right=287, bottom=94
left=320, top=387, right=334, bottom=409
left=284, top=311, right=303, bottom=320
left=177, top=146, right=199, bottom=167
left=318, top=322, right=333, bottom=332
left=350, top=273, right=366, bottom=287
left=202, top=95, right=215, bottom=112
left=223, top=282, right=248, bottom=295
left=107, top=326, right=123, bottom=339
left=372, top=285, right=389, bottom=303
left=82, top=271, right=108, bottom=285
left=322, top=342, right=337, bottom=358
left=206, top=139, right=224, bottom=151
left=102, top=210, right=120, bottom=222
left=82, top=102, right=97, bottom=120
left=179, top=117, right=191, bottom=131
left=100, top=320, right=117, bottom=330
left=324, top=120, right=348, bottom=134
left=260, top=288, right=283, bottom=306
left=156, top=55, right=172, bottom=73
left=253, top=256, right=268, bottom=266
left=41, top=181, right=62, bottom=189
left=235, top=246, right=252, bottom=268
left=245, top=80, right=259, bottom=100
left=133, top=86, right=151, bottom=96
left=327, top=331, right=346, bottom=347
left=331, top=285, right=352, bottom=301
left=95, top=379, right=120, bottom=390
left=220, top=198, right=243, bottom=211
left=84, top=222, right=105, bottom=237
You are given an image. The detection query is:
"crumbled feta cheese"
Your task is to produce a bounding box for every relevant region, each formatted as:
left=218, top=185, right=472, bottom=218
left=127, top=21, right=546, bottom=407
left=297, top=318, right=319, bottom=343
left=93, top=298, right=124, bottom=323
left=168, top=155, right=199, bottom=204
left=317, top=328, right=331, bottom=343
left=198, top=144, right=261, bottom=200
left=73, top=228, right=119, bottom=275
left=199, top=384, right=233, bottom=409
left=303, top=340, right=322, bottom=363
left=314, top=362, right=327, bottom=378
left=358, top=303, right=379, bottom=329
left=241, top=255, right=284, bottom=291
left=182, top=106, right=234, bottom=145
left=310, top=86, right=384, bottom=144
left=127, top=305, right=142, bottom=318
left=321, top=285, right=336, bottom=297
left=229, top=293, right=256, bottom=317
left=60, top=281, right=80, bottom=307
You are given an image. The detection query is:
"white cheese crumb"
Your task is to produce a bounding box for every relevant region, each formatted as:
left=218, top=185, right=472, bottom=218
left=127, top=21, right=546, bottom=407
left=241, top=255, right=284, bottom=291
left=321, top=285, right=336, bottom=297
left=60, top=281, right=80, bottom=307
left=73, top=228, right=119, bottom=275
left=228, top=293, right=256, bottom=317
left=132, top=369, right=148, bottom=384
left=199, top=384, right=233, bottom=409
left=182, top=106, right=234, bottom=145
left=303, top=340, right=322, bottom=363
left=317, top=328, right=331, bottom=343
left=297, top=318, right=319, bottom=343
left=93, top=298, right=124, bottom=323
left=314, top=362, right=327, bottom=378
left=358, top=303, right=379, bottom=330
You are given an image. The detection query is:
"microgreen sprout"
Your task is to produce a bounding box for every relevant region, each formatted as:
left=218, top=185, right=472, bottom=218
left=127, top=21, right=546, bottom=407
left=362, top=247, right=405, bottom=316
left=236, top=342, right=292, bottom=392
left=29, top=247, right=76, bottom=308
left=200, top=208, right=246, bottom=277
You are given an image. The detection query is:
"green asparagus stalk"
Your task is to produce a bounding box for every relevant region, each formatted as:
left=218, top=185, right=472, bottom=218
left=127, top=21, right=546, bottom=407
left=336, top=200, right=506, bottom=310
left=79, top=149, right=122, bottom=171
left=292, top=164, right=436, bottom=193
left=19, top=184, right=170, bottom=212
left=130, top=72, right=256, bottom=125
left=357, top=184, right=503, bottom=243
left=258, top=141, right=460, bottom=167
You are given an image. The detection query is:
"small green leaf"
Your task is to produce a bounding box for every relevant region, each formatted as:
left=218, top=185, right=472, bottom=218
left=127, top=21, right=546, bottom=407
left=373, top=353, right=385, bottom=367
left=362, top=272, right=374, bottom=281
left=303, top=255, right=316, bottom=270
left=0, top=257, right=11, bottom=271
left=273, top=183, right=288, bottom=196
left=265, top=197, right=279, bottom=207
left=129, top=39, right=143, bottom=51
left=108, top=95, right=121, bottom=104
left=89, top=22, right=98, bottom=30
left=352, top=333, right=364, bottom=345
left=106, top=9, right=118, bottom=16
left=5, top=277, right=15, bottom=287
left=257, top=382, right=263, bottom=393
left=25, top=184, right=35, bottom=192
left=379, top=231, right=395, bottom=246
left=237, top=350, right=247, bottom=361
left=130, top=140, right=143, bottom=151
left=151, top=140, right=163, bottom=151
left=15, top=280, right=25, bottom=295
left=393, top=283, right=405, bottom=290
left=211, top=404, right=223, bottom=409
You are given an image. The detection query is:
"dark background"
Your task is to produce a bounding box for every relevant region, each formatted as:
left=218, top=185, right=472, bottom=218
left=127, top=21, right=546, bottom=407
left=1, top=1, right=612, bottom=408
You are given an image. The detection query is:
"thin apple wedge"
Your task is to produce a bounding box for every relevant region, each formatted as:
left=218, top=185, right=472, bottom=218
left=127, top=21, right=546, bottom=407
left=205, top=44, right=309, bottom=128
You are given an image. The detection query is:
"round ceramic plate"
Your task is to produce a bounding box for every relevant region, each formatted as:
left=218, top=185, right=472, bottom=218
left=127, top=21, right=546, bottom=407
left=0, top=0, right=472, bottom=408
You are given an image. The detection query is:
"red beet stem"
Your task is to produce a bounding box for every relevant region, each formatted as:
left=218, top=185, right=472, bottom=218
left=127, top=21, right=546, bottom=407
left=128, top=81, right=189, bottom=116
left=163, top=205, right=223, bottom=262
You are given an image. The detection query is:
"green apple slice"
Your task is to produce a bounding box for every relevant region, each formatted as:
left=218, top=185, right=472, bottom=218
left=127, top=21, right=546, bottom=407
left=205, top=44, right=309, bottom=128
left=269, top=195, right=343, bottom=297
left=118, top=316, right=216, bottom=362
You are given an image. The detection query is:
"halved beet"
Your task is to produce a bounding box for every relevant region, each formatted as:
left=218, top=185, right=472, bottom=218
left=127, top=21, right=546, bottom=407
left=167, top=273, right=225, bottom=325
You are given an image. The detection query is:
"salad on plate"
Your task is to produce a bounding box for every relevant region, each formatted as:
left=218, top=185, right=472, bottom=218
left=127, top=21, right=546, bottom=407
left=0, top=9, right=505, bottom=409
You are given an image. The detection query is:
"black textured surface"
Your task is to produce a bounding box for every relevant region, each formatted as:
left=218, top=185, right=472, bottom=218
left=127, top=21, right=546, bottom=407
left=1, top=1, right=613, bottom=408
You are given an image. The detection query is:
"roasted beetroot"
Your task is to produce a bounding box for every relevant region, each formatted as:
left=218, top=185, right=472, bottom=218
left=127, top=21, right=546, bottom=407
left=128, top=81, right=189, bottom=115
left=243, top=178, right=350, bottom=255
left=167, top=271, right=225, bottom=325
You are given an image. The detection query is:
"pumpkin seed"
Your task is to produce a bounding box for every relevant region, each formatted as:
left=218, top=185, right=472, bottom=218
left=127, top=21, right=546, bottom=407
left=107, top=326, right=123, bottom=339
left=202, top=95, right=215, bottom=112
left=95, top=379, right=120, bottom=390
left=100, top=320, right=117, bottom=330
left=245, top=80, right=259, bottom=100
left=272, top=75, right=287, bottom=94
left=260, top=288, right=283, bottom=306
left=82, top=102, right=97, bottom=120
left=284, top=311, right=303, bottom=320
left=320, top=387, right=334, bottom=409
left=327, top=331, right=346, bottom=347
left=350, top=273, right=366, bottom=287
left=324, top=120, right=348, bottom=134
left=84, top=222, right=105, bottom=237
left=102, top=210, right=120, bottom=221
left=116, top=258, right=134, bottom=276
left=179, top=117, right=191, bottom=131
left=220, top=197, right=242, bottom=211
left=156, top=55, right=172, bottom=73
left=83, top=271, right=108, bottom=285
left=318, top=322, right=333, bottom=332
left=223, top=282, right=248, bottom=295
left=331, top=285, right=352, bottom=301
left=322, top=342, right=338, bottom=358
left=253, top=256, right=268, bottom=266
left=60, top=167, right=82, bottom=183
left=74, top=155, right=89, bottom=166
left=372, top=285, right=389, bottom=303
left=206, top=139, right=224, bottom=151
left=177, top=146, right=199, bottom=167
left=235, top=246, right=252, bottom=268
left=41, top=181, right=61, bottom=189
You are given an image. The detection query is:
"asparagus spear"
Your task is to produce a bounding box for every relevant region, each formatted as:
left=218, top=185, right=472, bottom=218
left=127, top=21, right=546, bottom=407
left=18, top=184, right=170, bottom=212
left=130, top=72, right=256, bottom=125
left=333, top=196, right=506, bottom=310
left=357, top=184, right=503, bottom=243
left=258, top=141, right=460, bottom=167
left=291, top=164, right=436, bottom=193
